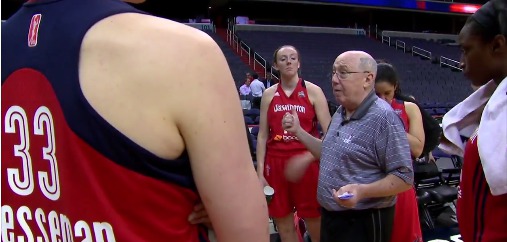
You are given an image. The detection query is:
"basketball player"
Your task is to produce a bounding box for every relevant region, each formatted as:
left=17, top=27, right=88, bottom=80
left=440, top=0, right=507, bottom=241
left=1, top=0, right=269, bottom=241
left=375, top=63, right=424, bottom=242
left=256, top=45, right=331, bottom=242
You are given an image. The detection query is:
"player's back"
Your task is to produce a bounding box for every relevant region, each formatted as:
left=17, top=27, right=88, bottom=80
left=1, top=0, right=209, bottom=241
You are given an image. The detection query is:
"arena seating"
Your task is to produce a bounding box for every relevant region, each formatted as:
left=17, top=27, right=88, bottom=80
left=235, top=30, right=473, bottom=107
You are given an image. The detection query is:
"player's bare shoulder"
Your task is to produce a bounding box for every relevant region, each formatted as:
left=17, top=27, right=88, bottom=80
left=78, top=13, right=224, bottom=159
left=265, top=84, right=278, bottom=96
left=304, top=81, right=324, bottom=94
left=303, top=80, right=326, bottom=102
left=404, top=101, right=420, bottom=113
left=262, top=83, right=279, bottom=102
left=81, top=12, right=225, bottom=98
left=404, top=101, right=417, bottom=108
left=83, top=13, right=217, bottom=67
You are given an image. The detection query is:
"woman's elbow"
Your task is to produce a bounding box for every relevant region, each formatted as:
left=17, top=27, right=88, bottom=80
left=411, top=148, right=423, bottom=159
left=410, top=142, right=424, bottom=158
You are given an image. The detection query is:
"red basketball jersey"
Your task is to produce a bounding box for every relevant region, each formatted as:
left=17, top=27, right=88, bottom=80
left=389, top=98, right=423, bottom=242
left=2, top=0, right=208, bottom=241
left=390, top=99, right=410, bottom=132
left=457, top=133, right=507, bottom=242
left=266, top=79, right=319, bottom=155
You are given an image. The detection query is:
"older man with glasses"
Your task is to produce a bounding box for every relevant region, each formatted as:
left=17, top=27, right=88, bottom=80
left=282, top=50, right=414, bottom=242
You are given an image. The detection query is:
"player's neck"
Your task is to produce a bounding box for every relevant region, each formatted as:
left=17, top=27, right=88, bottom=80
left=280, top=76, right=299, bottom=90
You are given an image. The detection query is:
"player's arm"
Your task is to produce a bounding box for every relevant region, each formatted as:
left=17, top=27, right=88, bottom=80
left=256, top=87, right=276, bottom=178
left=170, top=30, right=269, bottom=242
left=405, top=102, right=425, bottom=158
left=307, top=82, right=331, bottom=135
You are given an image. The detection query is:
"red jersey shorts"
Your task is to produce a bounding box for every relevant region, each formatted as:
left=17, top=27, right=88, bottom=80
left=263, top=152, right=320, bottom=218
left=390, top=187, right=423, bottom=242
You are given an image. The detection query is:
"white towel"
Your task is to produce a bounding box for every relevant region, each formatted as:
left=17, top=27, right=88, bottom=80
left=440, top=77, right=507, bottom=196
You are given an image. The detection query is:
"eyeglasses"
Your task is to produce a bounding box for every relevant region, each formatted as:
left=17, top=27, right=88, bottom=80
left=330, top=70, right=371, bottom=80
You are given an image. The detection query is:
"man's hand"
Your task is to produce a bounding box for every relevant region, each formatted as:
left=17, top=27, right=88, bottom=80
left=332, top=184, right=364, bottom=209
left=285, top=152, right=314, bottom=182
left=282, top=108, right=301, bottom=135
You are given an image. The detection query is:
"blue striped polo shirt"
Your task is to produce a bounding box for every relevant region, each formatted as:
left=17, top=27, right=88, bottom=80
left=318, top=90, right=414, bottom=211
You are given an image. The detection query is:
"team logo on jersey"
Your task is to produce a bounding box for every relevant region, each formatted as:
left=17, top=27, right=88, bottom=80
left=282, top=135, right=298, bottom=142
left=273, top=104, right=306, bottom=113
left=298, top=91, right=305, bottom=98
left=28, top=14, right=42, bottom=47
left=273, top=134, right=298, bottom=142
left=394, top=109, right=402, bottom=115
left=343, top=134, right=352, bottom=144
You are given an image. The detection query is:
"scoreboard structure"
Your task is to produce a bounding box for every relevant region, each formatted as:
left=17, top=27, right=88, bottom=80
left=278, top=0, right=482, bottom=14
